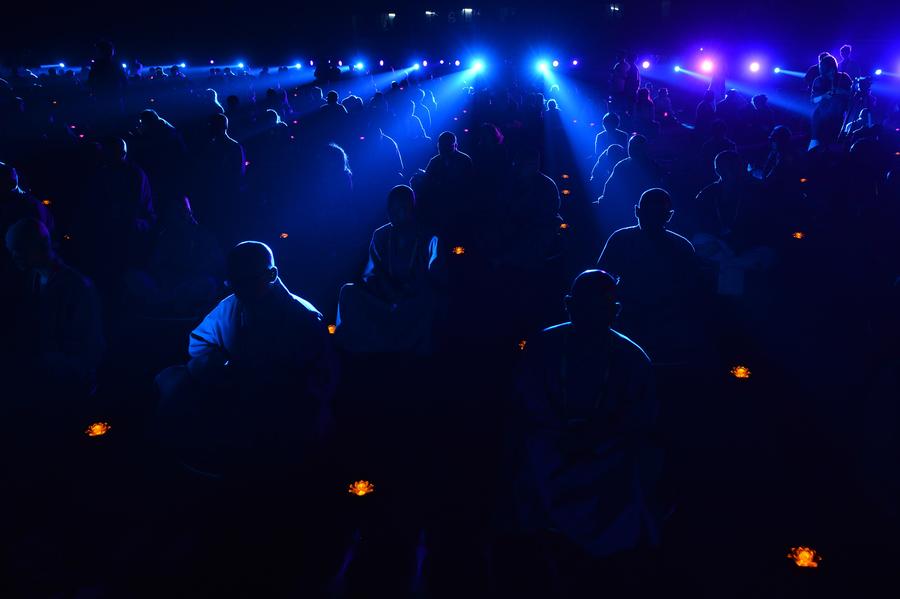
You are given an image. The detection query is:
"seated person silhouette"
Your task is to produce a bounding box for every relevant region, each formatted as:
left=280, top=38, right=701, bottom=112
left=597, top=189, right=700, bottom=364
left=513, top=270, right=660, bottom=564
left=155, top=241, right=334, bottom=473
left=2, top=218, right=104, bottom=450
left=336, top=185, right=441, bottom=354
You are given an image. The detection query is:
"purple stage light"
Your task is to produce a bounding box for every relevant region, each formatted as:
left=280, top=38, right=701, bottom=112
left=422, top=60, right=428, bottom=67
left=641, top=60, right=650, bottom=69
left=749, top=61, right=760, bottom=72
left=572, top=59, right=579, bottom=66
left=701, top=59, right=714, bottom=73
left=454, top=59, right=461, bottom=67
left=552, top=59, right=560, bottom=68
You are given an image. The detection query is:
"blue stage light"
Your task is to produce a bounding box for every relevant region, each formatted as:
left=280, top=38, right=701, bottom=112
left=440, top=59, right=445, bottom=65
left=59, top=62, right=65, bottom=68
left=572, top=59, right=579, bottom=66
left=674, top=65, right=681, bottom=72
left=122, top=63, right=127, bottom=69
left=749, top=61, right=760, bottom=73
left=237, top=62, right=244, bottom=69
left=422, top=60, right=428, bottom=67
left=179, top=62, right=187, bottom=68
left=773, top=67, right=781, bottom=73
left=379, top=59, right=384, bottom=67
left=537, top=61, right=549, bottom=74
left=355, top=62, right=364, bottom=70
left=552, top=59, right=560, bottom=68
left=700, top=59, right=713, bottom=73
left=412, top=63, right=421, bottom=70
left=875, top=68, right=883, bottom=76
left=641, top=60, right=650, bottom=69
left=472, top=59, right=485, bottom=73
left=454, top=59, right=461, bottom=67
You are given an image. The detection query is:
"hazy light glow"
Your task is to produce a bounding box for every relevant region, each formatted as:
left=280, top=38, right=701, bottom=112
left=237, top=62, right=245, bottom=69
left=422, top=60, right=428, bottom=67
left=412, top=62, right=421, bottom=70
left=354, top=62, right=364, bottom=70
left=294, top=63, right=302, bottom=69
left=572, top=59, right=579, bottom=66
left=552, top=59, right=560, bottom=68
left=641, top=60, right=650, bottom=69
left=774, top=67, right=781, bottom=73
left=472, top=59, right=485, bottom=72
left=700, top=59, right=714, bottom=73
left=674, top=65, right=682, bottom=72
left=749, top=61, right=761, bottom=72
left=59, top=62, right=65, bottom=68
left=874, top=68, right=883, bottom=75
left=179, top=62, right=187, bottom=68
left=537, top=61, right=549, bottom=74
left=454, top=59, right=461, bottom=67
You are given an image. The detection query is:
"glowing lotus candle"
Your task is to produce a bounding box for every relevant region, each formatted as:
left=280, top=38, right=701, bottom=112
left=279, top=232, right=289, bottom=239
left=327, top=324, right=336, bottom=335
left=561, top=189, right=571, bottom=196
left=452, top=246, right=465, bottom=256
left=787, top=546, right=821, bottom=568
left=42, top=199, right=52, bottom=206
left=559, top=222, right=569, bottom=230
left=730, top=365, right=751, bottom=379
left=85, top=422, right=111, bottom=437
left=792, top=231, right=805, bottom=240
left=518, top=340, right=527, bottom=351
left=348, top=480, right=374, bottom=496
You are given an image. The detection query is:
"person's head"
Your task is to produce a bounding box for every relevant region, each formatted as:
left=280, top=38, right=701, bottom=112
left=139, top=108, right=161, bottom=129
left=711, top=119, right=727, bottom=138
left=840, top=44, right=852, bottom=60
left=564, top=269, right=620, bottom=335
left=547, top=98, right=558, bottom=111
left=658, top=87, right=669, bottom=98
left=627, top=134, right=648, bottom=160
left=387, top=185, right=416, bottom=227
left=635, top=188, right=673, bottom=231
left=326, top=90, right=339, bottom=104
left=769, top=125, right=792, bottom=149
left=751, top=94, right=768, bottom=109
left=208, top=113, right=229, bottom=137
left=102, top=137, right=127, bottom=163
left=438, top=131, right=457, bottom=155
left=95, top=40, right=114, bottom=60
left=0, top=161, right=19, bottom=192
left=5, top=218, right=52, bottom=271
left=637, top=88, right=650, bottom=101
left=324, top=142, right=351, bottom=176
left=819, top=53, right=838, bottom=77
left=225, top=241, right=277, bottom=303
left=714, top=150, right=743, bottom=181
left=606, top=143, right=627, bottom=165
left=602, top=112, right=620, bottom=131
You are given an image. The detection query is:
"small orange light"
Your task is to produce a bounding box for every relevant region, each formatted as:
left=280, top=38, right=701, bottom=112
left=42, top=199, right=52, bottom=206
left=63, top=234, right=72, bottom=241
left=327, top=324, right=336, bottom=335
left=518, top=339, right=527, bottom=351
left=561, top=174, right=570, bottom=179
left=561, top=189, right=571, bottom=196
left=787, top=546, right=821, bottom=568
left=452, top=246, right=466, bottom=255
left=279, top=232, right=289, bottom=239
left=730, top=365, right=751, bottom=379
left=348, top=480, right=375, bottom=496
left=799, top=178, right=808, bottom=183
left=559, top=222, right=569, bottom=230
left=792, top=231, right=805, bottom=240
left=85, top=422, right=111, bottom=437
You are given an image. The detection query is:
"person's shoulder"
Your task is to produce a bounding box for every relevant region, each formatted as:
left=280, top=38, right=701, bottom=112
left=372, top=222, right=392, bottom=242
left=608, top=225, right=641, bottom=242
left=697, top=180, right=720, bottom=200
left=285, top=290, right=324, bottom=322
left=609, top=328, right=651, bottom=365
left=664, top=229, right=695, bottom=253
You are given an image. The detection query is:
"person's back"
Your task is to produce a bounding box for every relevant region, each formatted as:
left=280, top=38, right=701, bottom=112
left=595, top=113, right=629, bottom=157
left=598, top=189, right=699, bottom=362
left=514, top=270, right=659, bottom=563
left=599, top=135, right=662, bottom=236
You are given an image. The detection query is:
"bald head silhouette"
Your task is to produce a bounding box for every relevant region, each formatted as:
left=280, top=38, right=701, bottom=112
left=635, top=188, right=674, bottom=232
left=226, top=241, right=277, bottom=302
left=565, top=269, right=620, bottom=336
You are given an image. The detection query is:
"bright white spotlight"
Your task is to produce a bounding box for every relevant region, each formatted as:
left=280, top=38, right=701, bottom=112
left=641, top=60, right=650, bottom=69
left=700, top=59, right=714, bottom=72
left=122, top=63, right=127, bottom=69
left=422, top=60, right=428, bottom=67
left=425, top=11, right=436, bottom=16
left=294, top=63, right=302, bottom=69
left=773, top=67, right=781, bottom=73
left=572, top=59, right=579, bottom=66
left=179, top=62, right=187, bottom=68
left=237, top=62, right=245, bottom=69
left=355, top=62, right=364, bottom=70
left=454, top=59, right=461, bottom=67
left=674, top=65, right=681, bottom=72
left=749, top=61, right=760, bottom=72
left=537, top=61, right=549, bottom=74
left=472, top=59, right=484, bottom=73
left=463, top=8, right=473, bottom=14
left=309, top=60, right=315, bottom=66
left=552, top=59, right=560, bottom=68
left=379, top=59, right=384, bottom=67
left=388, top=12, right=396, bottom=18
left=59, top=62, right=65, bottom=68
left=338, top=60, right=343, bottom=67
left=412, top=63, right=421, bottom=70
left=875, top=68, right=883, bottom=76
left=439, top=59, right=445, bottom=65
left=210, top=60, right=215, bottom=65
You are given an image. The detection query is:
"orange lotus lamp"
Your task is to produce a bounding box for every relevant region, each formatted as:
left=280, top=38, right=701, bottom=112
left=327, top=324, right=337, bottom=335
left=452, top=246, right=466, bottom=256
left=561, top=173, right=570, bottom=179
left=792, top=231, right=805, bottom=240
left=730, top=365, right=751, bottom=379
left=559, top=222, right=569, bottom=230
left=799, top=178, right=808, bottom=183
left=348, top=480, right=375, bottom=496
left=561, top=189, right=571, bottom=196
left=787, top=546, right=821, bottom=568
left=279, top=232, right=289, bottom=239
left=42, top=199, right=52, bottom=206
left=85, top=422, right=111, bottom=437
left=518, top=339, right=527, bottom=351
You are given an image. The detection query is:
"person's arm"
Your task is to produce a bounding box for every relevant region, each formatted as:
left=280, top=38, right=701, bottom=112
left=188, top=302, right=228, bottom=358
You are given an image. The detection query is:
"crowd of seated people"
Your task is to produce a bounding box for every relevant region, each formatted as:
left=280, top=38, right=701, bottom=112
left=2, top=42, right=899, bottom=595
